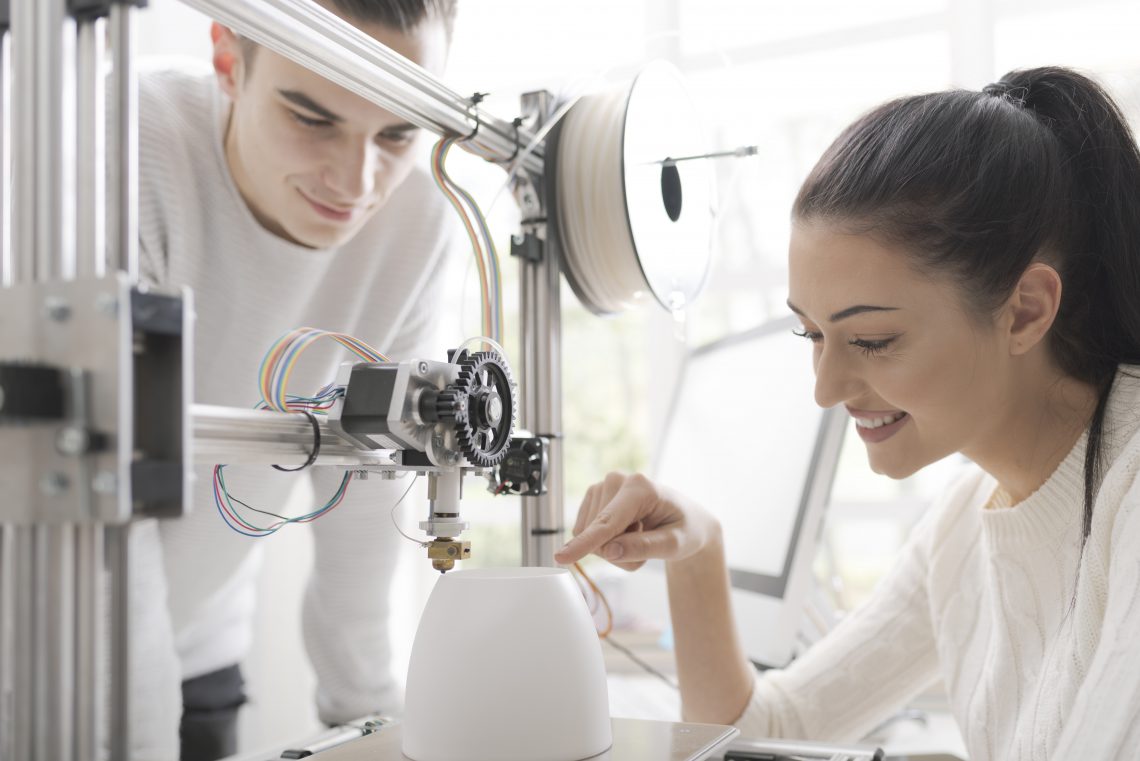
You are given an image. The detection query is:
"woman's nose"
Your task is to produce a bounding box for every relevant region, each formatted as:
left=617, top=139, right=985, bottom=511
left=813, top=344, right=860, bottom=409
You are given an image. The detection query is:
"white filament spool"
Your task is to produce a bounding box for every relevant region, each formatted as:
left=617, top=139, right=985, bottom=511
left=554, top=61, right=715, bottom=316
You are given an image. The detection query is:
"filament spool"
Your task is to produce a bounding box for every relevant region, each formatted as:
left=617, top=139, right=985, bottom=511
left=551, top=61, right=715, bottom=316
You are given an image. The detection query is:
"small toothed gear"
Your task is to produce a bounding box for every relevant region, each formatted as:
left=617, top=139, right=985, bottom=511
left=446, top=351, right=516, bottom=468
left=433, top=390, right=468, bottom=423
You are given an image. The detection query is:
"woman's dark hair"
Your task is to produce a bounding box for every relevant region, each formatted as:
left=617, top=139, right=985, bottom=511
left=794, top=67, right=1140, bottom=539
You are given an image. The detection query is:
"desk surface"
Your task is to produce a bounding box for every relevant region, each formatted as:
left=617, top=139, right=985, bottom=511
left=312, top=717, right=737, bottom=761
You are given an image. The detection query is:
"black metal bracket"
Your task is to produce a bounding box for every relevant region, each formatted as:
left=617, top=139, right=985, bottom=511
left=509, top=230, right=544, bottom=264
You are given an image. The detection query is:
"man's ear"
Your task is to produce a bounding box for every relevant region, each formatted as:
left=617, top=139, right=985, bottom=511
left=1005, top=262, right=1063, bottom=356
left=210, top=22, right=244, bottom=99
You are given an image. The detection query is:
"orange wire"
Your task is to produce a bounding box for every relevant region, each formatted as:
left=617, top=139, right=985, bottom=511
left=573, top=561, right=613, bottom=638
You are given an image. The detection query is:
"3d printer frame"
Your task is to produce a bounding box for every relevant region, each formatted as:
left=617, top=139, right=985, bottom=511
left=0, top=1, right=564, bottom=757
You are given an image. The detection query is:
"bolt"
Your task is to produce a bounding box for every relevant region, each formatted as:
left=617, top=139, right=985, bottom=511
left=418, top=361, right=429, bottom=374
left=44, top=298, right=71, bottom=322
left=95, top=293, right=118, bottom=318
left=92, top=471, right=117, bottom=495
left=40, top=472, right=70, bottom=496
left=56, top=427, right=89, bottom=456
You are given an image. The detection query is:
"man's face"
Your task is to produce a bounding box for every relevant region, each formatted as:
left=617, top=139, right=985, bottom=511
left=218, top=11, right=448, bottom=248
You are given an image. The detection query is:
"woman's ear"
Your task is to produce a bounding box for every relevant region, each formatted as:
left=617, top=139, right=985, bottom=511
left=1005, top=262, right=1063, bottom=356
left=210, top=22, right=244, bottom=99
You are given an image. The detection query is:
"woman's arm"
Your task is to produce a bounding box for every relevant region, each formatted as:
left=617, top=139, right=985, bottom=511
left=557, top=471, right=945, bottom=742
left=665, top=524, right=756, bottom=723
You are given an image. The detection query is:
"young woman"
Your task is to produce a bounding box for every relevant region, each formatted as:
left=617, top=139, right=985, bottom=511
left=555, top=66, right=1140, bottom=761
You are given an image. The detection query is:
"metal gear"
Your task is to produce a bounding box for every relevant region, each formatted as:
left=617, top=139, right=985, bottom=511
left=446, top=351, right=516, bottom=468
left=433, top=390, right=468, bottom=423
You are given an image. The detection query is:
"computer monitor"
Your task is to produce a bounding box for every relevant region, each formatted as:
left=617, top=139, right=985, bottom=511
left=652, top=316, right=846, bottom=668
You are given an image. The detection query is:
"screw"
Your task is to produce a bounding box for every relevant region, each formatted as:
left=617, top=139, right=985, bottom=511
left=44, top=298, right=71, bottom=322
left=56, top=427, right=89, bottom=456
left=40, top=472, right=70, bottom=496
left=95, top=293, right=118, bottom=318
left=418, top=361, right=429, bottom=374
left=92, top=471, right=117, bottom=495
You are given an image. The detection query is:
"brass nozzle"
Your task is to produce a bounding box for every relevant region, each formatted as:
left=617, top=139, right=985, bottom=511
left=427, top=538, right=471, bottom=573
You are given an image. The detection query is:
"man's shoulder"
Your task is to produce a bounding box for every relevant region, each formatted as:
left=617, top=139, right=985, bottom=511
left=138, top=60, right=217, bottom=143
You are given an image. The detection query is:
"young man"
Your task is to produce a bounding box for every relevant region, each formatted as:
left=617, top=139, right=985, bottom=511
left=130, top=2, right=458, bottom=759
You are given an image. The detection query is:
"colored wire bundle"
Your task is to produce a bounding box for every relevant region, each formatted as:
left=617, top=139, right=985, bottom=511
left=213, top=465, right=354, bottom=538
left=258, top=327, right=388, bottom=413
left=431, top=136, right=503, bottom=344
left=214, top=327, right=392, bottom=538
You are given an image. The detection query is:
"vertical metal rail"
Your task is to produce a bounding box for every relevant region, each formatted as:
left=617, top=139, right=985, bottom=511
left=77, top=14, right=106, bottom=278
left=0, top=9, right=14, bottom=761
left=107, top=2, right=138, bottom=281
left=76, top=11, right=109, bottom=760
left=32, top=0, right=77, bottom=282
left=20, top=2, right=80, bottom=759
left=107, top=4, right=140, bottom=758
left=4, top=2, right=129, bottom=758
left=0, top=17, right=10, bottom=287
left=519, top=93, right=564, bottom=568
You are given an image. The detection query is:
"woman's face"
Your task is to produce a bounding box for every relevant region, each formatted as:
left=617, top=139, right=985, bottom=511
left=787, top=219, right=1014, bottom=478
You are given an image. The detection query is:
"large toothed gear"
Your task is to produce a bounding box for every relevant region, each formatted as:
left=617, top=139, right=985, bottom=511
left=448, top=351, right=516, bottom=468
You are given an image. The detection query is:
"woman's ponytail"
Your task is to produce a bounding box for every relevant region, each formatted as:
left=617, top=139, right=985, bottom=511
left=996, top=67, right=1140, bottom=535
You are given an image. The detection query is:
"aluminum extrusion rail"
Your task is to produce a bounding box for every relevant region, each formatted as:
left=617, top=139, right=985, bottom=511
left=176, top=0, right=544, bottom=176
left=193, top=404, right=394, bottom=467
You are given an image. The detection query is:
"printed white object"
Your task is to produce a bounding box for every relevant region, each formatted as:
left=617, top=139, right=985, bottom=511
left=402, top=567, right=613, bottom=761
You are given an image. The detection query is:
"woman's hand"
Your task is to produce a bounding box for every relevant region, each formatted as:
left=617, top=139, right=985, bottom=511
left=553, top=472, right=720, bottom=571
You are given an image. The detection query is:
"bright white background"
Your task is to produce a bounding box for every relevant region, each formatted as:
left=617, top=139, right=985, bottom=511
left=136, top=0, right=1140, bottom=752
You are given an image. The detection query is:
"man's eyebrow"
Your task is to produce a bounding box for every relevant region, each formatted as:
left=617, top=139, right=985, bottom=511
left=381, top=122, right=420, bottom=134
left=786, top=300, right=900, bottom=323
left=277, top=89, right=343, bottom=123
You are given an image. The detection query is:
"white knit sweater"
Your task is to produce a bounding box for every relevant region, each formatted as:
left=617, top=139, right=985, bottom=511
left=126, top=63, right=456, bottom=759
left=736, top=366, right=1140, bottom=760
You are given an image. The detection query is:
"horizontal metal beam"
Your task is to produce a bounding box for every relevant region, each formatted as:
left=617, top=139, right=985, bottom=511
left=177, top=0, right=543, bottom=175
left=193, top=404, right=396, bottom=467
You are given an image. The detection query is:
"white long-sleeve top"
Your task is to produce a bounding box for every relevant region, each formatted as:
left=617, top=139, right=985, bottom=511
left=127, top=64, right=456, bottom=759
left=736, top=366, right=1140, bottom=760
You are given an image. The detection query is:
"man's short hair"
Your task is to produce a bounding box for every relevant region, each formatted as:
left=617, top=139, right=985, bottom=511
left=239, top=0, right=457, bottom=69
